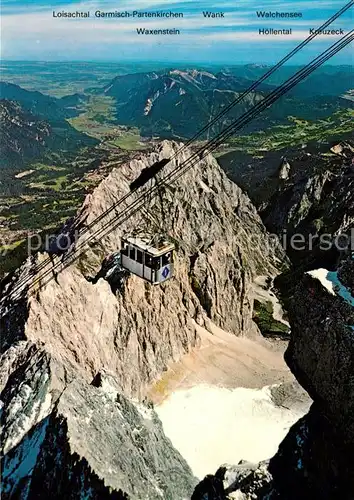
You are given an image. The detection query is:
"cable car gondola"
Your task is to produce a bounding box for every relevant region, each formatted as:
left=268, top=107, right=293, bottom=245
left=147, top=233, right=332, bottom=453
left=120, top=236, right=174, bottom=284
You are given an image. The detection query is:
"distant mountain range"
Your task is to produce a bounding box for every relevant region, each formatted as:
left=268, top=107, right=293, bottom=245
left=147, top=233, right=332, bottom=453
left=0, top=81, right=88, bottom=121
left=0, top=83, right=98, bottom=170
left=98, top=68, right=353, bottom=139
left=100, top=69, right=270, bottom=138
left=223, top=64, right=353, bottom=97
left=0, top=100, right=97, bottom=170
left=1, top=65, right=352, bottom=168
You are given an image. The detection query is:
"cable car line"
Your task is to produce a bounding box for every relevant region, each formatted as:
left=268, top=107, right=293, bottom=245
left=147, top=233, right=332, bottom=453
left=7, top=2, right=352, bottom=294
left=2, top=31, right=352, bottom=309
left=80, top=1, right=353, bottom=229
left=69, top=0, right=354, bottom=232
left=1, top=31, right=352, bottom=314
left=3, top=30, right=353, bottom=306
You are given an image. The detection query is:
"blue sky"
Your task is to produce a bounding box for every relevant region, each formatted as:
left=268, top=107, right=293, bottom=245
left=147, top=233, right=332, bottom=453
left=1, top=0, right=353, bottom=64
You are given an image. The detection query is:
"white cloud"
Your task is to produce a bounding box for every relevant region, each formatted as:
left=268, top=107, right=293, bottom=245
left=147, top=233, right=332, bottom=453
left=3, top=7, right=349, bottom=40
left=1, top=0, right=352, bottom=60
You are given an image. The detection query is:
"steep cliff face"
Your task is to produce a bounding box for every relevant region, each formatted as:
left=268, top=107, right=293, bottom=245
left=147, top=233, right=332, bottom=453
left=1, top=345, right=196, bottom=499
left=219, top=139, right=354, bottom=269
left=0, top=100, right=51, bottom=167
left=1, top=141, right=285, bottom=498
left=262, top=142, right=354, bottom=233
left=1, top=141, right=283, bottom=397
left=192, top=258, right=354, bottom=499
left=0, top=98, right=97, bottom=171
left=261, top=141, right=354, bottom=268
left=266, top=261, right=354, bottom=499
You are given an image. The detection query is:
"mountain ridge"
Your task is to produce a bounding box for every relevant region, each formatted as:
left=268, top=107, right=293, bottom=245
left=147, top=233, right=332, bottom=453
left=1, top=140, right=288, bottom=498
left=98, top=68, right=352, bottom=139
left=0, top=99, right=98, bottom=171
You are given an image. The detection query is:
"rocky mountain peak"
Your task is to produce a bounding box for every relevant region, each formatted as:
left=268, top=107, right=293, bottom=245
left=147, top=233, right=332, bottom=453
left=2, top=141, right=284, bottom=390
left=1, top=141, right=287, bottom=498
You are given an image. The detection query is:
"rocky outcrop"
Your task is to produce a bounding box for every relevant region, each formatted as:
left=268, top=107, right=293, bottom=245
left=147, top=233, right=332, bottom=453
left=1, top=141, right=284, bottom=398
left=277, top=158, right=291, bottom=180
left=192, top=259, right=354, bottom=499
left=0, top=100, right=52, bottom=167
left=263, top=146, right=354, bottom=233
left=261, top=141, right=354, bottom=267
left=268, top=261, right=354, bottom=499
left=1, top=345, right=197, bottom=499
left=1, top=141, right=285, bottom=498
left=286, top=267, right=354, bottom=439
left=191, top=461, right=273, bottom=500
left=219, top=139, right=354, bottom=268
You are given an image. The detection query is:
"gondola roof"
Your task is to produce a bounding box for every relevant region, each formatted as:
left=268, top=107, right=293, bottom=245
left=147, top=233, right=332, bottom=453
left=123, top=236, right=175, bottom=257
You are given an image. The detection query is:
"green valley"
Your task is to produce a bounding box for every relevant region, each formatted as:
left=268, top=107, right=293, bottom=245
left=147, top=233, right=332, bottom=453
left=218, top=108, right=354, bottom=157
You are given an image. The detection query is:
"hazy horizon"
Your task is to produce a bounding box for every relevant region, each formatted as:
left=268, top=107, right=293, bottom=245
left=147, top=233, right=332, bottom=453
left=1, top=60, right=352, bottom=67
left=1, top=0, right=353, bottom=65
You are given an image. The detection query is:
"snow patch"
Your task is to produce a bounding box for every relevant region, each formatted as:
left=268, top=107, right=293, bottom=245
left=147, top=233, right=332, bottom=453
left=307, top=269, right=336, bottom=295
left=132, top=400, right=154, bottom=421
left=4, top=385, right=52, bottom=454
left=144, top=98, right=153, bottom=115
left=100, top=378, right=119, bottom=401
left=307, top=269, right=354, bottom=307
left=156, top=384, right=305, bottom=479
left=144, top=90, right=161, bottom=115
left=38, top=391, right=52, bottom=421
left=3, top=418, right=48, bottom=498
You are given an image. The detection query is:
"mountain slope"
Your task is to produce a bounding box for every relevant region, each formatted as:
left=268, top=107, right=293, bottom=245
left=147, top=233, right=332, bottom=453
left=192, top=257, right=354, bottom=499
left=0, top=99, right=98, bottom=170
left=1, top=141, right=285, bottom=389
left=1, top=140, right=287, bottom=498
left=218, top=133, right=354, bottom=271
left=0, top=81, right=87, bottom=121
left=1, top=351, right=197, bottom=499
left=100, top=69, right=351, bottom=139
left=101, top=70, right=269, bottom=138
left=0, top=100, right=53, bottom=167
left=228, top=64, right=353, bottom=97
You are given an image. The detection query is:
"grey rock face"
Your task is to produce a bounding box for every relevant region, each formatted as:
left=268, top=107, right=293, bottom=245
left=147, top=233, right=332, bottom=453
left=1, top=141, right=285, bottom=498
left=220, top=139, right=354, bottom=269
left=261, top=142, right=354, bottom=267
left=0, top=342, right=69, bottom=456
left=191, top=461, right=273, bottom=499
left=278, top=158, right=291, bottom=180
left=192, top=259, right=354, bottom=499
left=1, top=351, right=197, bottom=499
left=270, top=260, right=354, bottom=498
left=1, top=141, right=284, bottom=398
left=286, top=264, right=354, bottom=442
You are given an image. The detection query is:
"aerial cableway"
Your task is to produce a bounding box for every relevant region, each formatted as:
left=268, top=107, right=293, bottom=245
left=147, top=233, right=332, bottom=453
left=1, top=19, right=353, bottom=315
left=7, top=0, right=353, bottom=296
left=120, top=157, right=175, bottom=283
left=9, top=0, right=353, bottom=293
